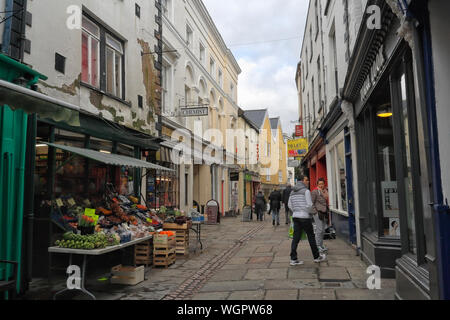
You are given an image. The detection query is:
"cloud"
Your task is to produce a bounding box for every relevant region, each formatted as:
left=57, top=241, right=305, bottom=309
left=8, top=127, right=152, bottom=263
left=203, top=0, right=309, bottom=134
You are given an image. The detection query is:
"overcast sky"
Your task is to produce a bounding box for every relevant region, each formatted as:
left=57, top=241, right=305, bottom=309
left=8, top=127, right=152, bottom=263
left=203, top=0, right=309, bottom=135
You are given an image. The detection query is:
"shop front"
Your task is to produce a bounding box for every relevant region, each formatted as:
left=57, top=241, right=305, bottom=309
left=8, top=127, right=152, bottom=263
left=303, top=138, right=327, bottom=191
left=31, top=114, right=169, bottom=278
left=343, top=1, right=443, bottom=299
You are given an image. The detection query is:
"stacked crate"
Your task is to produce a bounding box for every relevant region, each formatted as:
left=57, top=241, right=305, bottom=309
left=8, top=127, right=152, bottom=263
left=163, top=221, right=192, bottom=256
left=153, top=233, right=176, bottom=268
left=134, top=240, right=153, bottom=267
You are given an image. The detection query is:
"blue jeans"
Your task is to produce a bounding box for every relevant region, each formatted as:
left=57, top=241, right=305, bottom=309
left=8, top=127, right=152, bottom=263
left=271, top=208, right=280, bottom=224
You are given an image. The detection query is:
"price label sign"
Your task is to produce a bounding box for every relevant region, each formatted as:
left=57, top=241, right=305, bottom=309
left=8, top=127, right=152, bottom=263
left=55, top=199, right=64, bottom=207
left=68, top=198, right=76, bottom=206
left=84, top=208, right=99, bottom=225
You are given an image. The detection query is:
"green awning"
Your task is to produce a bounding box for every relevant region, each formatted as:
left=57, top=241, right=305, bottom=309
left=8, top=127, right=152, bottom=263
left=0, top=79, right=80, bottom=127
left=43, top=142, right=174, bottom=172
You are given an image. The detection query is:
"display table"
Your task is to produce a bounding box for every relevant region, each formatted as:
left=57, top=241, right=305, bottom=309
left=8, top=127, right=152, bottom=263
left=190, top=221, right=203, bottom=252
left=48, top=235, right=153, bottom=300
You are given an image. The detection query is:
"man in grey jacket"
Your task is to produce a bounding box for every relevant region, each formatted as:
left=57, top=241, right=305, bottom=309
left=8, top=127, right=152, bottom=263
left=288, top=175, right=327, bottom=266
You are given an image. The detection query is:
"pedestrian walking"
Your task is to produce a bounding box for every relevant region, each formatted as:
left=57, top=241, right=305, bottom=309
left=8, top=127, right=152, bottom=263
left=288, top=175, right=327, bottom=266
left=312, top=178, right=329, bottom=254
left=255, top=191, right=266, bottom=222
left=282, top=184, right=293, bottom=225
left=269, top=187, right=282, bottom=226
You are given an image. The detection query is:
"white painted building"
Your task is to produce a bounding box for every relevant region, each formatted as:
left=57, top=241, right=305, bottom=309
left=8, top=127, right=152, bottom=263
left=161, top=0, right=242, bottom=214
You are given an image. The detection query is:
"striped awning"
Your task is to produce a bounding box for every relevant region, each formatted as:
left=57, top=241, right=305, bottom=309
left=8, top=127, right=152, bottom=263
left=43, top=142, right=174, bottom=172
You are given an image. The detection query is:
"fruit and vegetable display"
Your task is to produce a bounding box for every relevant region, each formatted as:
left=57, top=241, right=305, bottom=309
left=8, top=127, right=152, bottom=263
left=55, top=232, right=120, bottom=250
left=50, top=183, right=190, bottom=249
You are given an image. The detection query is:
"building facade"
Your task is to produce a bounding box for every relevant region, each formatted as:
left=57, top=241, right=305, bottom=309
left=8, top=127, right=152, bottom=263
left=1, top=0, right=164, bottom=294
left=160, top=0, right=241, bottom=215
left=341, top=0, right=450, bottom=300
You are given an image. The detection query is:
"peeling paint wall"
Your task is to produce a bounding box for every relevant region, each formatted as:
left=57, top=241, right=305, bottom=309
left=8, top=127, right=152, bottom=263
left=23, top=0, right=160, bottom=137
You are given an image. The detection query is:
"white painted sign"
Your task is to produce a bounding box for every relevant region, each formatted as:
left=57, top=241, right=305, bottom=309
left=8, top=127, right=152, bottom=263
left=179, top=107, right=209, bottom=117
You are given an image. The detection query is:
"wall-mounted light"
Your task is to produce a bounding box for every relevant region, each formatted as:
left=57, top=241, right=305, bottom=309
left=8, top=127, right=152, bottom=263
left=377, top=103, right=393, bottom=118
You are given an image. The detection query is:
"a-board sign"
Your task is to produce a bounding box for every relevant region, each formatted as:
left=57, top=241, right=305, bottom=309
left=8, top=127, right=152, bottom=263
left=205, top=200, right=219, bottom=225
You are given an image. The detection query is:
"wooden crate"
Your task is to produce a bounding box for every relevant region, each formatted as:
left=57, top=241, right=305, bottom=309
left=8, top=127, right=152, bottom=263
left=111, top=265, right=145, bottom=285
left=134, top=241, right=153, bottom=266
left=153, top=247, right=176, bottom=256
left=153, top=233, right=176, bottom=248
left=153, top=252, right=176, bottom=268
left=163, top=221, right=192, bottom=230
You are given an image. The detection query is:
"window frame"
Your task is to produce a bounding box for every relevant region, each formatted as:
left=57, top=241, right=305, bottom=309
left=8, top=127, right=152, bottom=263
left=81, top=13, right=126, bottom=101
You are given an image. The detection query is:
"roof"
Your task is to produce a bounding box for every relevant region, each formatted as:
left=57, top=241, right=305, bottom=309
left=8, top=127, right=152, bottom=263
left=243, top=109, right=268, bottom=129
left=269, top=118, right=280, bottom=130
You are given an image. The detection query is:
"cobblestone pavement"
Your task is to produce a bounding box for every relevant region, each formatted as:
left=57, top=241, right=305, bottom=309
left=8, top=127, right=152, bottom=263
left=24, top=210, right=396, bottom=300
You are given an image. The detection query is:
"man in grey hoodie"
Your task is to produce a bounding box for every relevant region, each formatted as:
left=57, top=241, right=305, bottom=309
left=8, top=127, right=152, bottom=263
left=288, top=175, right=327, bottom=265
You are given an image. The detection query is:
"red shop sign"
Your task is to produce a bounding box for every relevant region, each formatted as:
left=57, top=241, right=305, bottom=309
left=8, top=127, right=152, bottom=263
left=295, top=125, right=303, bottom=137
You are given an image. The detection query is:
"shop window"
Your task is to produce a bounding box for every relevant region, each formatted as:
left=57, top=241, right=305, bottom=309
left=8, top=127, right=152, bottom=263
left=146, top=148, right=179, bottom=210
left=336, top=141, right=347, bottom=212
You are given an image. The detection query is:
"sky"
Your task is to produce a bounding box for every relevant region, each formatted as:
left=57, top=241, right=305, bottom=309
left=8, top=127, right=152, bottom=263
left=203, top=0, right=309, bottom=135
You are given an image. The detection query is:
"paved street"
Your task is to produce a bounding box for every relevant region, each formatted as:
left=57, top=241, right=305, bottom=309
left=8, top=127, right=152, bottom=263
left=25, top=210, right=395, bottom=300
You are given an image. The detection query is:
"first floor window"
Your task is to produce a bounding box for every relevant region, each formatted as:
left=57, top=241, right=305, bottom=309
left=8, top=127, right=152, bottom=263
left=82, top=16, right=100, bottom=88
left=279, top=171, right=283, bottom=183
left=81, top=14, right=124, bottom=99
left=106, top=35, right=123, bottom=97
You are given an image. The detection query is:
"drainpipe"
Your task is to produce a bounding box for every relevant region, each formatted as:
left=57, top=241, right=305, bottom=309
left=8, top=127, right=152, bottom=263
left=1, top=0, right=14, bottom=55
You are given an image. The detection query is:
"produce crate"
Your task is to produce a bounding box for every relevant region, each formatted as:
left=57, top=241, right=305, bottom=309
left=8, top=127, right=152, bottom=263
left=110, top=265, right=145, bottom=286
left=134, top=240, right=153, bottom=266
left=163, top=221, right=192, bottom=230
left=153, top=233, right=176, bottom=248
left=163, top=229, right=189, bottom=256
left=153, top=251, right=176, bottom=268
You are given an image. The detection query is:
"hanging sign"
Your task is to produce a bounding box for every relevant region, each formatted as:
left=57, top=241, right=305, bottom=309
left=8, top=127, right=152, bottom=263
left=179, top=107, right=209, bottom=117
left=295, top=125, right=304, bottom=137
left=288, top=138, right=308, bottom=158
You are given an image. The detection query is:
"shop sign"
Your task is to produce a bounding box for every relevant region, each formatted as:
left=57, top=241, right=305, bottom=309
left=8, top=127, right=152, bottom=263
left=360, top=45, right=386, bottom=102
left=178, top=107, right=209, bottom=117
left=295, top=125, right=303, bottom=137
left=245, top=173, right=253, bottom=181
left=288, top=159, right=300, bottom=168
left=230, top=172, right=240, bottom=181
left=288, top=138, right=308, bottom=158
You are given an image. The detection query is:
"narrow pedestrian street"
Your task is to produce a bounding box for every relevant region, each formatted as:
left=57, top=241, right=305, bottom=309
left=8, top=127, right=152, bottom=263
left=26, top=210, right=395, bottom=300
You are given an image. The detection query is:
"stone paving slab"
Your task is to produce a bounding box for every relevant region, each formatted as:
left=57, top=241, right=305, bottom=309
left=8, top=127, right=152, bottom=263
left=247, top=256, right=274, bottom=264
left=335, top=288, right=395, bottom=300
left=346, top=267, right=370, bottom=280
left=228, top=290, right=266, bottom=300
left=256, top=246, right=273, bottom=253
left=226, top=257, right=250, bottom=265
left=208, top=269, right=247, bottom=282
left=319, top=267, right=351, bottom=282
left=299, top=288, right=336, bottom=300
left=265, top=289, right=298, bottom=300
left=264, top=279, right=320, bottom=290
left=220, top=263, right=270, bottom=270
left=244, top=268, right=288, bottom=280
left=288, top=267, right=319, bottom=279
left=199, top=280, right=265, bottom=292
left=191, top=292, right=231, bottom=300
